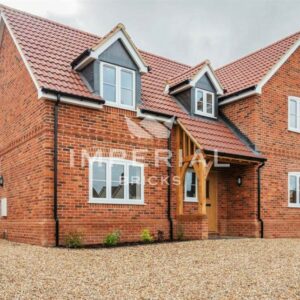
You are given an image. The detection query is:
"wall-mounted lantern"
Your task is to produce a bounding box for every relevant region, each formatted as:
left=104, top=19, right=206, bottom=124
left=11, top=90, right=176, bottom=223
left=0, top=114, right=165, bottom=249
left=0, top=176, right=3, bottom=187
left=237, top=176, right=242, bottom=187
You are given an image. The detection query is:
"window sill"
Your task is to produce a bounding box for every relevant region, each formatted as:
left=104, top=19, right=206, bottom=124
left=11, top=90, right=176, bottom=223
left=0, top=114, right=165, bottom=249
left=288, top=204, right=300, bottom=208
left=89, top=199, right=145, bottom=205
left=104, top=101, right=137, bottom=112
left=288, top=128, right=300, bottom=134
left=184, top=199, right=198, bottom=203
left=194, top=112, right=217, bottom=119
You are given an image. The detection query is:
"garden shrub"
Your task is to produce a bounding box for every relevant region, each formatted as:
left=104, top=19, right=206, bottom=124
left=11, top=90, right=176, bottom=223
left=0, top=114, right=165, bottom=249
left=141, top=229, right=154, bottom=243
left=104, top=231, right=120, bottom=247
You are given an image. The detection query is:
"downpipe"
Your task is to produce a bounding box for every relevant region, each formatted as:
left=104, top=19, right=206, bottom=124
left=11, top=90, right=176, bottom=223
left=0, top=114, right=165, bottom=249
left=54, top=94, right=60, bottom=246
left=257, top=162, right=265, bottom=238
left=166, top=118, right=176, bottom=241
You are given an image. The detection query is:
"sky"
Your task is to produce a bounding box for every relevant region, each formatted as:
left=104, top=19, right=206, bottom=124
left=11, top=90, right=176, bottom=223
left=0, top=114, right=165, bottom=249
left=1, top=0, right=300, bottom=68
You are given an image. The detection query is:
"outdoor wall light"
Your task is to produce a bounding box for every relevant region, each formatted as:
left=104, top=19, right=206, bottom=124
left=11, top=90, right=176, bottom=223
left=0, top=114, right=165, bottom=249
left=237, top=176, right=242, bottom=187
left=0, top=176, right=3, bottom=187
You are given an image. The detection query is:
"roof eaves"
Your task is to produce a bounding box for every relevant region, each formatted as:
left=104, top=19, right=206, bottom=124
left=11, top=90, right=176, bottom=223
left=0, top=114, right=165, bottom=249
left=203, top=149, right=267, bottom=163
left=71, top=48, right=92, bottom=69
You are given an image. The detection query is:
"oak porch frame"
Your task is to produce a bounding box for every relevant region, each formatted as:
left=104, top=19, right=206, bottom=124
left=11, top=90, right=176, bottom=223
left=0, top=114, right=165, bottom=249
left=176, top=120, right=213, bottom=216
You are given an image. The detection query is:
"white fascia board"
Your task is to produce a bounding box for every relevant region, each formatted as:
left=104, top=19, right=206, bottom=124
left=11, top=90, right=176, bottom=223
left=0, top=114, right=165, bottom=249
left=169, top=83, right=192, bottom=95
left=257, top=39, right=300, bottom=93
left=0, top=14, right=4, bottom=45
left=137, top=108, right=175, bottom=123
left=219, top=89, right=259, bottom=106
left=38, top=89, right=103, bottom=110
left=1, top=12, right=40, bottom=91
left=75, top=30, right=148, bottom=73
left=73, top=56, right=94, bottom=71
left=190, top=64, right=224, bottom=95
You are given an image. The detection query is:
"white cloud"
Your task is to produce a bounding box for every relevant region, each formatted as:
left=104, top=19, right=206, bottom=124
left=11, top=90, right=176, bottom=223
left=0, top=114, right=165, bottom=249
left=2, top=0, right=300, bottom=68
left=1, top=0, right=81, bottom=16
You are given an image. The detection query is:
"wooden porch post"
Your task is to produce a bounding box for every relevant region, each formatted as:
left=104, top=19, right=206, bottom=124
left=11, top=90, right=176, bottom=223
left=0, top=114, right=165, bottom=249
left=193, top=158, right=213, bottom=215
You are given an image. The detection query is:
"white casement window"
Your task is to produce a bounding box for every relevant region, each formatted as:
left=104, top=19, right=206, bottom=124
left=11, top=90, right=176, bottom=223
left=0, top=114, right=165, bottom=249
left=288, top=173, right=300, bottom=208
left=288, top=97, right=300, bottom=132
left=195, top=88, right=215, bottom=118
left=184, top=169, right=198, bottom=202
left=89, top=158, right=144, bottom=205
left=100, top=62, right=136, bottom=110
left=288, top=96, right=300, bottom=133
left=0, top=198, right=7, bottom=217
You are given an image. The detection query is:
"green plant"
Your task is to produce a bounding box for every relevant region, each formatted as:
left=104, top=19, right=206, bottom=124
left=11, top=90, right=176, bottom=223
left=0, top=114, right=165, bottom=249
left=141, top=229, right=154, bottom=243
left=104, top=231, right=120, bottom=247
left=65, top=232, right=83, bottom=249
left=177, top=224, right=185, bottom=241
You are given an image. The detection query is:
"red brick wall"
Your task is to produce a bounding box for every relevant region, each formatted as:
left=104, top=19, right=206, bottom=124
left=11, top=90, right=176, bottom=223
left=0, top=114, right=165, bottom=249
left=0, top=25, right=208, bottom=246
left=0, top=27, right=54, bottom=245
left=55, top=103, right=172, bottom=245
left=221, top=47, right=300, bottom=238
left=217, top=165, right=260, bottom=237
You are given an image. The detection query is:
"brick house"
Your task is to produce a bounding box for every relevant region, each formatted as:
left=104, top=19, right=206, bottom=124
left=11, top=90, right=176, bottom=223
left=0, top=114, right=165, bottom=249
left=0, top=5, right=299, bottom=246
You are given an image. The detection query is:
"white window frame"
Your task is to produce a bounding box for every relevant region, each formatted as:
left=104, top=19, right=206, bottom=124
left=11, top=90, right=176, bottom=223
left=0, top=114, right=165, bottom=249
left=288, top=172, right=300, bottom=208
left=288, top=96, right=300, bottom=133
left=0, top=198, right=7, bottom=217
left=89, top=157, right=144, bottom=205
left=184, top=169, right=198, bottom=203
left=100, top=62, right=136, bottom=111
left=195, top=88, right=215, bottom=118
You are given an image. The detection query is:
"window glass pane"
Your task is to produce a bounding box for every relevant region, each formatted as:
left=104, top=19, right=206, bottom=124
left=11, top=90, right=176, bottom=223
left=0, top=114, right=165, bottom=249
left=289, top=100, right=297, bottom=128
left=121, top=70, right=133, bottom=89
left=206, top=93, right=213, bottom=114
left=93, top=162, right=106, bottom=181
left=186, top=170, right=196, bottom=198
left=129, top=166, right=141, bottom=199
left=103, top=84, right=116, bottom=102
left=92, top=162, right=106, bottom=199
left=206, top=180, right=210, bottom=199
left=289, top=175, right=297, bottom=204
left=121, top=88, right=133, bottom=106
left=103, top=66, right=116, bottom=85
left=111, top=164, right=125, bottom=199
left=103, top=66, right=116, bottom=102
left=196, top=90, right=204, bottom=112
left=299, top=177, right=300, bottom=204
left=93, top=181, right=106, bottom=198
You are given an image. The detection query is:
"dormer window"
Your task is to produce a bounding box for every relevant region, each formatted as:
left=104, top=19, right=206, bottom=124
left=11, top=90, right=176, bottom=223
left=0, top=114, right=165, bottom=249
left=101, top=62, right=136, bottom=109
left=195, top=88, right=215, bottom=118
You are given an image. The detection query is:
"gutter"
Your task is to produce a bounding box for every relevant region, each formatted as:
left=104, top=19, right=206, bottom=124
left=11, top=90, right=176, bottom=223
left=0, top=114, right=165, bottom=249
left=257, top=162, right=265, bottom=238
left=71, top=48, right=92, bottom=69
left=204, top=149, right=267, bottom=163
left=219, top=86, right=259, bottom=106
left=54, top=94, right=60, bottom=247
left=39, top=88, right=105, bottom=110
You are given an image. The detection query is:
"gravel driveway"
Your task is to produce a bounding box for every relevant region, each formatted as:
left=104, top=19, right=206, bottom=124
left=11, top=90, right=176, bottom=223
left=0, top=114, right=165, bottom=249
left=0, top=238, right=300, bottom=299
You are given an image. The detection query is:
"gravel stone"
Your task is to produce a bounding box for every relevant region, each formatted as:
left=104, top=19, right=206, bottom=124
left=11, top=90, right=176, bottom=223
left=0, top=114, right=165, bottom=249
left=0, top=239, right=300, bottom=299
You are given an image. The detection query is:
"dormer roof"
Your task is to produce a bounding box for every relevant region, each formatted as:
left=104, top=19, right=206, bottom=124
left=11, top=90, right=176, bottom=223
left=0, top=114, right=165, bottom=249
left=167, top=60, right=224, bottom=95
left=71, top=23, right=149, bottom=73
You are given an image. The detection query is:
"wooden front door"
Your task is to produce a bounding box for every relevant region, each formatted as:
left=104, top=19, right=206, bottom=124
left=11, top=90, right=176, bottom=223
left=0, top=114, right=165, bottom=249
left=206, top=172, right=218, bottom=233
